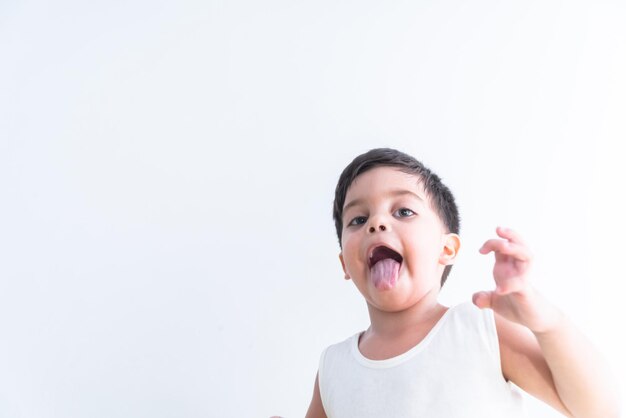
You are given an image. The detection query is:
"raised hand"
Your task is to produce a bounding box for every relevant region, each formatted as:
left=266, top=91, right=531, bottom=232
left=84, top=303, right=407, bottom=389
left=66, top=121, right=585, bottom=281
left=472, top=227, right=560, bottom=333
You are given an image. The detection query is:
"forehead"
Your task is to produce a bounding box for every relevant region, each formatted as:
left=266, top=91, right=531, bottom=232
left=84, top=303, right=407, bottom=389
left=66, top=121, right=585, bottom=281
left=344, top=166, right=426, bottom=203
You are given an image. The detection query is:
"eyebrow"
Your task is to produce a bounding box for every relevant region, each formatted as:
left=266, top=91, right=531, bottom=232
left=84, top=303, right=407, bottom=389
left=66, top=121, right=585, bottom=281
left=343, top=190, right=424, bottom=213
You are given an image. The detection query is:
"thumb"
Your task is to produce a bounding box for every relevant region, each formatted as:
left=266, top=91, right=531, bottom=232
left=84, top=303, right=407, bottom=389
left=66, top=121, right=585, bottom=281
left=472, top=291, right=494, bottom=309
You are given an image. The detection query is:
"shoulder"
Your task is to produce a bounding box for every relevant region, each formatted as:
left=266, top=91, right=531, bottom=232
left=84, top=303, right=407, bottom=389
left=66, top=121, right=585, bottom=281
left=320, top=333, right=359, bottom=359
left=318, top=333, right=360, bottom=378
left=310, top=334, right=359, bottom=418
left=444, top=302, right=501, bottom=354
left=449, top=300, right=492, bottom=319
left=447, top=301, right=498, bottom=335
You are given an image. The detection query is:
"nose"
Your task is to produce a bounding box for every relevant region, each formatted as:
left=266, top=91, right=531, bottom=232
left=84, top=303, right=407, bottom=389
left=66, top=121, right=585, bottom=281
left=368, top=224, right=386, bottom=233
left=367, top=218, right=388, bottom=233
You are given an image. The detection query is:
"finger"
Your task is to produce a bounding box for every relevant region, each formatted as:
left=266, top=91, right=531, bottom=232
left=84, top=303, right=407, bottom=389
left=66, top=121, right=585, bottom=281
left=479, top=240, right=532, bottom=261
left=495, top=226, right=526, bottom=245
left=472, top=291, right=494, bottom=309
left=480, top=227, right=525, bottom=253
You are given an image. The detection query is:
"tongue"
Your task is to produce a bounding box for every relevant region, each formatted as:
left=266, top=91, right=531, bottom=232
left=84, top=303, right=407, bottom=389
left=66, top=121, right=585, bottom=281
left=370, top=258, right=401, bottom=290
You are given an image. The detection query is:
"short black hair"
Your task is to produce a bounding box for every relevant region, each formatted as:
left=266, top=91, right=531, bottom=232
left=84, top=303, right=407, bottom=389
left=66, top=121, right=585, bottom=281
left=332, top=148, right=460, bottom=286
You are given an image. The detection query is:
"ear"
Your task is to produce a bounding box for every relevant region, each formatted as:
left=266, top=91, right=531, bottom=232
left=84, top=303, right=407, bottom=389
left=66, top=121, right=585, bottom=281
left=338, top=252, right=351, bottom=280
left=439, top=233, right=461, bottom=265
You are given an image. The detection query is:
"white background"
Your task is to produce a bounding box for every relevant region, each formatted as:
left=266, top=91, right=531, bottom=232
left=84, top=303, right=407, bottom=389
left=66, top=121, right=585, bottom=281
left=1, top=1, right=625, bottom=417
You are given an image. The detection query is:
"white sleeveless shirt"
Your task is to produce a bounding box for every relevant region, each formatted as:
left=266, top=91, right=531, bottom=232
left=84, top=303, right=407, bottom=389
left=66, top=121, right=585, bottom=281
left=318, top=302, right=525, bottom=418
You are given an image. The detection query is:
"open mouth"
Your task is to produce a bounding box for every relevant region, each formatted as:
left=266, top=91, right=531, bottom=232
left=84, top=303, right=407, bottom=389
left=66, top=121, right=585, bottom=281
left=368, top=245, right=403, bottom=268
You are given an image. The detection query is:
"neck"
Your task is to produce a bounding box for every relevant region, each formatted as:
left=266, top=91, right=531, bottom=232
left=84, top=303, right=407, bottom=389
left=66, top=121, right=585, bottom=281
left=365, top=290, right=447, bottom=338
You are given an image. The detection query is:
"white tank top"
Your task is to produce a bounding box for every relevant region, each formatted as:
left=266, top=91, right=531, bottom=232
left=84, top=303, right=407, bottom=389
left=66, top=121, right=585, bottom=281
left=318, top=302, right=525, bottom=418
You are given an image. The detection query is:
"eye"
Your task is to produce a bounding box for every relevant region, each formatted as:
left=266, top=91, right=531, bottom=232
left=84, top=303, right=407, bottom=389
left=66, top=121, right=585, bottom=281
left=348, top=216, right=368, bottom=226
left=395, top=208, right=415, bottom=218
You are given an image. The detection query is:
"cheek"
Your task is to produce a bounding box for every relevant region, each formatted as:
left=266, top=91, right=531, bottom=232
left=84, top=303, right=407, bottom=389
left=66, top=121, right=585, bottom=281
left=404, top=241, right=441, bottom=269
left=341, top=228, right=356, bottom=247
left=341, top=234, right=361, bottom=266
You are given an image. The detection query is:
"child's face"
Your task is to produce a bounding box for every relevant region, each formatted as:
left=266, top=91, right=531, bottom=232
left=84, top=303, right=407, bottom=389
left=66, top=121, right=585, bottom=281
left=339, top=167, right=460, bottom=312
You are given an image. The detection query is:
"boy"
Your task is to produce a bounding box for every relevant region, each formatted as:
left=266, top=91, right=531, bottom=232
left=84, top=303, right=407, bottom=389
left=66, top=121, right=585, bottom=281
left=305, top=148, right=619, bottom=418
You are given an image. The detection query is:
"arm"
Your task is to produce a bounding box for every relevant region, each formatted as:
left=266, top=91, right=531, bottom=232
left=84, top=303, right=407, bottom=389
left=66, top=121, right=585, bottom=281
left=473, top=227, right=621, bottom=418
left=305, top=372, right=327, bottom=418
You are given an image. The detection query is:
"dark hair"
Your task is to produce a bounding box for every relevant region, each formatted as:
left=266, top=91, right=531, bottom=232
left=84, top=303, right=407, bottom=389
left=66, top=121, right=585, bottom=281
left=332, top=148, right=460, bottom=286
